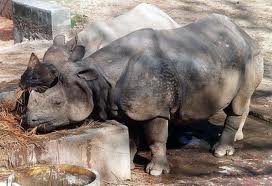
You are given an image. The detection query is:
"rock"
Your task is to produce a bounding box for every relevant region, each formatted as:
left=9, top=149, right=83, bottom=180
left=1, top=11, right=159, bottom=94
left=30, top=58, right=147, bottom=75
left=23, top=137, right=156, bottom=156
left=12, top=0, right=71, bottom=43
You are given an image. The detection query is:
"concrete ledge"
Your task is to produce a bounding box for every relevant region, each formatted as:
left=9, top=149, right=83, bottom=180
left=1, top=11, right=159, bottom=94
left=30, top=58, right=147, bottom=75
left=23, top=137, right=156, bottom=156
left=7, top=121, right=131, bottom=182
left=12, top=0, right=71, bottom=42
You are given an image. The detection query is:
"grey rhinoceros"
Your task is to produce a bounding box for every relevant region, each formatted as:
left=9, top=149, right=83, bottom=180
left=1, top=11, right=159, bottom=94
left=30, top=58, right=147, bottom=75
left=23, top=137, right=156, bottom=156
left=75, top=3, right=180, bottom=57
left=20, top=14, right=263, bottom=176
left=16, top=3, right=180, bottom=111
left=42, top=3, right=180, bottom=69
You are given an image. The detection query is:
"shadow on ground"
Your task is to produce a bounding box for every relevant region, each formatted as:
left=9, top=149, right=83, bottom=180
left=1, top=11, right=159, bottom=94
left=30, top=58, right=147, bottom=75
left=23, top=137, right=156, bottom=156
left=125, top=112, right=272, bottom=185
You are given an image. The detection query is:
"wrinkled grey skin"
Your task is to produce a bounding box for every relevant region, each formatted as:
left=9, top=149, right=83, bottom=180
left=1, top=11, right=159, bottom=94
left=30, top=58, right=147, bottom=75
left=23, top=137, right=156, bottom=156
left=20, top=14, right=263, bottom=176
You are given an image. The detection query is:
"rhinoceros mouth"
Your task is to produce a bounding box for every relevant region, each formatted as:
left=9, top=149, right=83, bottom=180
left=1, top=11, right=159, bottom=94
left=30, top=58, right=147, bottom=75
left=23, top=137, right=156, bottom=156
left=23, top=117, right=55, bottom=130
left=26, top=117, right=52, bottom=125
left=36, top=119, right=70, bottom=133
left=36, top=123, right=57, bottom=133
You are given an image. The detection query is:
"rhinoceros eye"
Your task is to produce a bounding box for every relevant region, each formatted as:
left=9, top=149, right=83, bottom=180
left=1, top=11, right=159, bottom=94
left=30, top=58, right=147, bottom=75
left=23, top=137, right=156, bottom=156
left=49, top=76, right=59, bottom=88
left=53, top=97, right=63, bottom=106
left=55, top=100, right=62, bottom=105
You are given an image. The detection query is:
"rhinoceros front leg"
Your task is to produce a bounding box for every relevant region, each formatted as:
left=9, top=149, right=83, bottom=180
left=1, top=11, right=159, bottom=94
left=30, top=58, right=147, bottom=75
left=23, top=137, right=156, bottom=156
left=144, top=118, right=170, bottom=176
left=129, top=139, right=137, bottom=169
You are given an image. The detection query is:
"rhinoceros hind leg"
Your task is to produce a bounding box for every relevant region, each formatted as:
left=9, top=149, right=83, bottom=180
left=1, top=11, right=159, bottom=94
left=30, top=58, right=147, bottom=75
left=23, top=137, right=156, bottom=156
left=144, top=118, right=170, bottom=176
left=234, top=109, right=249, bottom=141
left=213, top=53, right=263, bottom=157
left=234, top=130, right=244, bottom=141
left=213, top=100, right=250, bottom=157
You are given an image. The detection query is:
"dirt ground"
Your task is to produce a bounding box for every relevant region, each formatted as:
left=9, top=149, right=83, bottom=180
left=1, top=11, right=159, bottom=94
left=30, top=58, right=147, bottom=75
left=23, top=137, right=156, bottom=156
left=114, top=112, right=272, bottom=185
left=0, top=0, right=272, bottom=185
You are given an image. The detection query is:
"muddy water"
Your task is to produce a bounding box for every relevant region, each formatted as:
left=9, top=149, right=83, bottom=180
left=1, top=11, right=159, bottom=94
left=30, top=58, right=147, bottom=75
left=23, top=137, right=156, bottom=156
left=12, top=165, right=96, bottom=186
left=15, top=172, right=91, bottom=186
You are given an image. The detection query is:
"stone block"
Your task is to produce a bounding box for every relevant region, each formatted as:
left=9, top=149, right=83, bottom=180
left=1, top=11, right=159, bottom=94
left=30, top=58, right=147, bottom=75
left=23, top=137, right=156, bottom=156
left=12, top=0, right=71, bottom=43
left=7, top=121, right=131, bottom=182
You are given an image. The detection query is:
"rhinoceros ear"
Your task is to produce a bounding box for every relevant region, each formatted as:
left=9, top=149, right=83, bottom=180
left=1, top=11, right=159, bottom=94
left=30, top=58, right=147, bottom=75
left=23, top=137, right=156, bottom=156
left=69, top=45, right=85, bottom=62
left=53, top=35, right=65, bottom=46
left=77, top=68, right=98, bottom=81
left=28, top=53, right=40, bottom=68
left=66, top=35, right=78, bottom=51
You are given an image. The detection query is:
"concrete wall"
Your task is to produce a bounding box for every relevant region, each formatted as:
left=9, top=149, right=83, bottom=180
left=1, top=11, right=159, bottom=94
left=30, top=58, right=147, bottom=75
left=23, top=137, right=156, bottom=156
left=12, top=0, right=71, bottom=42
left=7, top=121, right=131, bottom=182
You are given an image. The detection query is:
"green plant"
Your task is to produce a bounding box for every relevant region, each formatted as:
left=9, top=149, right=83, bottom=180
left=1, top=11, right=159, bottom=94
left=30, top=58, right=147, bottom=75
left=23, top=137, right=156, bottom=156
left=71, top=13, right=84, bottom=28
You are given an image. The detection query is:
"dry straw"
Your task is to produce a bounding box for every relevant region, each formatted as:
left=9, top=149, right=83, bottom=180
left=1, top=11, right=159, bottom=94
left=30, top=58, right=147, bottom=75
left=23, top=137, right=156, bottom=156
left=0, top=101, right=38, bottom=149
left=0, top=87, right=101, bottom=168
left=0, top=88, right=40, bottom=167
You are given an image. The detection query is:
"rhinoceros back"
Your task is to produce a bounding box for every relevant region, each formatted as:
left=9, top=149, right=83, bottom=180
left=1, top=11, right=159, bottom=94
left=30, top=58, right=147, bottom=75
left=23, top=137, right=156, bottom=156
left=76, top=3, right=180, bottom=56
left=155, top=14, right=260, bottom=120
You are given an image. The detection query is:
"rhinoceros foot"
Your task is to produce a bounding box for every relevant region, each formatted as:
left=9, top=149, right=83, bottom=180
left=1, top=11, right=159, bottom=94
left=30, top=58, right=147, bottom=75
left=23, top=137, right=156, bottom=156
left=234, top=130, right=244, bottom=141
left=213, top=143, right=235, bottom=158
left=145, top=156, right=170, bottom=176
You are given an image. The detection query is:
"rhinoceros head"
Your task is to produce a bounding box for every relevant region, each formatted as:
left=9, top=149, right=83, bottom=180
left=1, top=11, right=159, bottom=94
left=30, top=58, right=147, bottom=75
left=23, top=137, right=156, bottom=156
left=20, top=36, right=110, bottom=132
left=43, top=35, right=86, bottom=67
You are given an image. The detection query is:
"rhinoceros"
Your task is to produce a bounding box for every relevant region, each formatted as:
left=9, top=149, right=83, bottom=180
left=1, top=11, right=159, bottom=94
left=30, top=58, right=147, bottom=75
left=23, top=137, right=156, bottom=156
left=20, top=14, right=263, bottom=176
left=42, top=3, right=180, bottom=69
left=17, top=3, right=180, bottom=112
left=75, top=3, right=180, bottom=57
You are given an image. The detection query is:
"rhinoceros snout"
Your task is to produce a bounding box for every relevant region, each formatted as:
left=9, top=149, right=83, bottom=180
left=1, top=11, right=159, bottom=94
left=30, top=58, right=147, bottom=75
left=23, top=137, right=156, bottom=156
left=24, top=111, right=44, bottom=127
